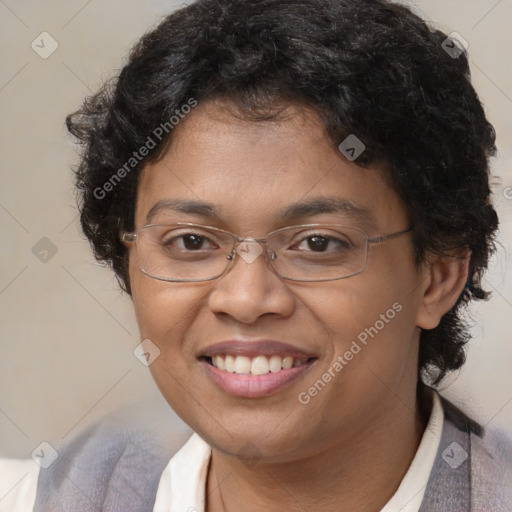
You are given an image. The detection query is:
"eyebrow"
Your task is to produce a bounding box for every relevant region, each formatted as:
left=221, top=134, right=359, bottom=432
left=146, top=199, right=216, bottom=223
left=277, top=197, right=374, bottom=225
left=145, top=197, right=375, bottom=226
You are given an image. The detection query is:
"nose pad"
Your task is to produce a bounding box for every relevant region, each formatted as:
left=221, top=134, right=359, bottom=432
left=235, top=237, right=264, bottom=264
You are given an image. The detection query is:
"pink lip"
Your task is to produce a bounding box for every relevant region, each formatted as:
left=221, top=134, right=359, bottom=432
left=199, top=339, right=318, bottom=398
left=200, top=339, right=316, bottom=359
left=201, top=359, right=316, bottom=398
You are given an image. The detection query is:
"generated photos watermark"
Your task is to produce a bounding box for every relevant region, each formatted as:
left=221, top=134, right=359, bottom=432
left=441, top=32, right=468, bottom=59
left=298, top=301, right=403, bottom=405
left=31, top=31, right=59, bottom=60
left=134, top=338, right=161, bottom=366
left=441, top=441, right=468, bottom=469
left=31, top=441, right=59, bottom=469
left=93, top=98, right=198, bottom=200
left=338, top=134, right=366, bottom=161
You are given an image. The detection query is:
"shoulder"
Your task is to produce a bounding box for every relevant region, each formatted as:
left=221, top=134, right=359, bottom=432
left=35, top=416, right=190, bottom=512
left=33, top=419, right=176, bottom=509
left=432, top=391, right=512, bottom=510
left=470, top=423, right=512, bottom=509
left=439, top=393, right=512, bottom=472
left=30, top=401, right=191, bottom=512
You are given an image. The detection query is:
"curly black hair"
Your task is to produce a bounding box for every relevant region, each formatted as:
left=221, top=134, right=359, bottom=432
left=66, top=0, right=498, bottom=385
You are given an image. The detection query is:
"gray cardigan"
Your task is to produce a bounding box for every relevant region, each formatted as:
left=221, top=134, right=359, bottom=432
left=33, top=392, right=512, bottom=511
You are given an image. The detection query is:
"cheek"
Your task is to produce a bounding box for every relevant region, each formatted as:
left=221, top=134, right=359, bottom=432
left=129, top=272, right=209, bottom=421
left=129, top=258, right=199, bottom=360
left=306, top=254, right=421, bottom=371
left=294, top=277, right=419, bottom=432
left=130, top=251, right=188, bottom=332
left=131, top=279, right=203, bottom=345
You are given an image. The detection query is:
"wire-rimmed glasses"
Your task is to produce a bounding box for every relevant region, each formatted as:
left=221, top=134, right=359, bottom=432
left=121, top=223, right=413, bottom=283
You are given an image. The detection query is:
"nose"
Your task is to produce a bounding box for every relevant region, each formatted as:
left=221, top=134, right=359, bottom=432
left=207, top=242, right=296, bottom=325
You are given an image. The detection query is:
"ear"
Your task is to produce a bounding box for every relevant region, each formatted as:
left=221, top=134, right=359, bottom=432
left=415, top=248, right=470, bottom=330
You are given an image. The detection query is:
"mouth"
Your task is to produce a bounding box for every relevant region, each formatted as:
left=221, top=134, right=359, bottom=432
left=198, top=340, right=318, bottom=398
left=201, top=354, right=315, bottom=376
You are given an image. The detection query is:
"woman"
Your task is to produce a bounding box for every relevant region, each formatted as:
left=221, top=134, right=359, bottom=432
left=2, top=0, right=511, bottom=510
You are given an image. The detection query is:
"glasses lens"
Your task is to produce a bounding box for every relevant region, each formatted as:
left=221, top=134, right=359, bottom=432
left=135, top=225, right=233, bottom=281
left=268, top=225, right=368, bottom=281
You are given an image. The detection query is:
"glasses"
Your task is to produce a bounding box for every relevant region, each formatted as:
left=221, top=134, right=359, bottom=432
left=120, top=223, right=413, bottom=283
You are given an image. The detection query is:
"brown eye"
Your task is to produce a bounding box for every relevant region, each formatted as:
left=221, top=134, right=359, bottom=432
left=162, top=232, right=217, bottom=251
left=293, top=234, right=351, bottom=253
left=306, top=236, right=330, bottom=252
left=180, top=234, right=206, bottom=250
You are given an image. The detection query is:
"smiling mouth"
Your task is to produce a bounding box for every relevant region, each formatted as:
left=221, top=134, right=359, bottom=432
left=202, top=354, right=317, bottom=376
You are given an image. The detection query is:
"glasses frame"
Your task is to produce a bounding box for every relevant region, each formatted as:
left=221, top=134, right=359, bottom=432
left=121, top=222, right=413, bottom=283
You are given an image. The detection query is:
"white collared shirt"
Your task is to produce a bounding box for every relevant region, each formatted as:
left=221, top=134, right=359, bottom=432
left=0, top=391, right=443, bottom=511
left=154, top=390, right=444, bottom=512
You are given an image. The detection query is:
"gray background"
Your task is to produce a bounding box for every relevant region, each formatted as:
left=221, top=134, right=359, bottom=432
left=0, top=0, right=511, bottom=457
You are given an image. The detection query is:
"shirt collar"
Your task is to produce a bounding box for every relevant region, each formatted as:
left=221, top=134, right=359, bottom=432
left=154, top=388, right=444, bottom=512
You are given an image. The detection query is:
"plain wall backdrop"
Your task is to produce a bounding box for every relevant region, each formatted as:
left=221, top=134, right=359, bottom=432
left=0, top=0, right=511, bottom=458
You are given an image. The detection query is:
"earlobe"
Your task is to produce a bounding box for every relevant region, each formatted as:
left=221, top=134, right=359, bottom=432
left=416, top=249, right=470, bottom=330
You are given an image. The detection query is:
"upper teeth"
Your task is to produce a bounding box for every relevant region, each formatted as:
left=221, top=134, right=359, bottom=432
left=211, top=354, right=307, bottom=375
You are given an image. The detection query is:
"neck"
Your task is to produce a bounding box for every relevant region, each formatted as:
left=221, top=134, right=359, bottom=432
left=206, top=385, right=431, bottom=512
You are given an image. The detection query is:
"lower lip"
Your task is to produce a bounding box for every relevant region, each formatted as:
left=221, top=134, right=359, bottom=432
left=201, top=359, right=315, bottom=398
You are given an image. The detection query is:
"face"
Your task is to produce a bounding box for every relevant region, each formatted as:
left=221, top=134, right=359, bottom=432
left=128, top=99, right=429, bottom=462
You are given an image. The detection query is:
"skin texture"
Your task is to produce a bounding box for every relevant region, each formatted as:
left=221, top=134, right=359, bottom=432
left=127, top=99, right=469, bottom=511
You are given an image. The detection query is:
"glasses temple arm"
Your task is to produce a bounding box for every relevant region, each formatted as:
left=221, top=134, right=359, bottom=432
left=367, top=227, right=413, bottom=244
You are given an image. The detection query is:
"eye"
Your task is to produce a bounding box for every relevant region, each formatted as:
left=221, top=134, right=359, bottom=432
left=162, top=232, right=219, bottom=251
left=292, top=232, right=352, bottom=253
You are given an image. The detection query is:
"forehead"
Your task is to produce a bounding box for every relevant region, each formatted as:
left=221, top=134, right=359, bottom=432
left=135, top=99, right=407, bottom=233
